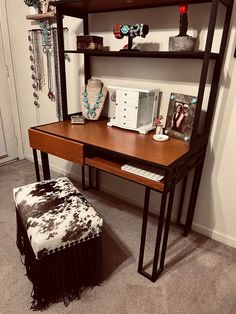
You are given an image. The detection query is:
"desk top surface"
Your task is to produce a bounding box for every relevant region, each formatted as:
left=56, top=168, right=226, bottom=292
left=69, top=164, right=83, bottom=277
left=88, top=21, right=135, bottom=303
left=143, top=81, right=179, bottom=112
left=32, top=119, right=189, bottom=167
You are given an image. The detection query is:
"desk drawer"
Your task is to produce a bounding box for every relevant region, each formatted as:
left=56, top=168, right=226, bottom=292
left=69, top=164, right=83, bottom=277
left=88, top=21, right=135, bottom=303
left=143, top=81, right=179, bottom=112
left=29, top=129, right=84, bottom=164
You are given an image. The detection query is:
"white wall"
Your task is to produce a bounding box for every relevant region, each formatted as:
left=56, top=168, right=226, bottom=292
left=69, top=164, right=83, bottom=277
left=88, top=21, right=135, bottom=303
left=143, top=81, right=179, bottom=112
left=193, top=11, right=236, bottom=248
left=5, top=1, right=236, bottom=248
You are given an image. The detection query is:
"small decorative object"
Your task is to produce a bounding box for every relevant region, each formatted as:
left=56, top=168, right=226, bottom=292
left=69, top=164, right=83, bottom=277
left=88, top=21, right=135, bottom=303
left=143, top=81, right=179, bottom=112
left=40, top=20, right=53, bottom=52
left=28, top=29, right=45, bottom=108
left=40, top=20, right=55, bottom=101
left=77, top=36, right=103, bottom=50
left=153, top=134, right=169, bottom=142
left=41, top=0, right=50, bottom=14
left=154, top=115, right=163, bottom=135
left=71, top=115, right=87, bottom=124
left=169, top=3, right=197, bottom=52
left=24, top=0, right=41, bottom=14
left=52, top=27, right=63, bottom=120
left=107, top=86, right=159, bottom=134
left=165, top=93, right=197, bottom=142
left=81, top=79, right=108, bottom=120
left=153, top=115, right=170, bottom=141
left=113, top=23, right=149, bottom=50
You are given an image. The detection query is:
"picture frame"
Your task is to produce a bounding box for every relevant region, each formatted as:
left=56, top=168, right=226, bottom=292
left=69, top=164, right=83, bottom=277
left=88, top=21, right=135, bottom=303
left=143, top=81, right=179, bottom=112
left=165, top=93, right=197, bottom=142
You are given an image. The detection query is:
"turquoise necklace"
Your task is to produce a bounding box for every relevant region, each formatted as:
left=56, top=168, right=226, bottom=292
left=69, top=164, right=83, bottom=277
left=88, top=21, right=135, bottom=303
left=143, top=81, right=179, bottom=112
left=82, top=83, right=104, bottom=119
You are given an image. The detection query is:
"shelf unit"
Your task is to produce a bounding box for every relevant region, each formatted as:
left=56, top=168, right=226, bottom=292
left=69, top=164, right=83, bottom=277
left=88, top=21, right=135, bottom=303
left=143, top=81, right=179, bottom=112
left=50, top=0, right=234, bottom=281
left=52, top=0, right=233, bottom=149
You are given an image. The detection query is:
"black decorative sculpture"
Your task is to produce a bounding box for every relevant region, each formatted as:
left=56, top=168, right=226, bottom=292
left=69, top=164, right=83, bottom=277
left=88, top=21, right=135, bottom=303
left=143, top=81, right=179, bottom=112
left=169, top=2, right=197, bottom=52
left=178, top=3, right=188, bottom=36
left=113, top=23, right=149, bottom=50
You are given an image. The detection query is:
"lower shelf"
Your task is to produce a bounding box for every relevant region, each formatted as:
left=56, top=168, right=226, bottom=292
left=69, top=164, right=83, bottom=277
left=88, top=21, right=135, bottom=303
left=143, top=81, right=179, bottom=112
left=85, top=157, right=164, bottom=192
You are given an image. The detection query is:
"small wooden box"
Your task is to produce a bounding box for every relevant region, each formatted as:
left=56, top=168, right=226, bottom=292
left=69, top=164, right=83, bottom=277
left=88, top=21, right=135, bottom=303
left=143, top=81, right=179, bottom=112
left=77, top=36, right=103, bottom=50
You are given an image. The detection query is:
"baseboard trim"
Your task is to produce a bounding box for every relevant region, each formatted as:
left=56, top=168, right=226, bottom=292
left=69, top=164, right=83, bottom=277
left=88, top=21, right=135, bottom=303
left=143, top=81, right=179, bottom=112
left=191, top=222, right=236, bottom=248
left=24, top=154, right=236, bottom=249
left=25, top=153, right=68, bottom=176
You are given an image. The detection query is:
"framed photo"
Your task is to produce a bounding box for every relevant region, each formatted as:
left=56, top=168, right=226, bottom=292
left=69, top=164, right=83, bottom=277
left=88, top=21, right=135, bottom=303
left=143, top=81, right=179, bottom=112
left=165, top=93, right=197, bottom=142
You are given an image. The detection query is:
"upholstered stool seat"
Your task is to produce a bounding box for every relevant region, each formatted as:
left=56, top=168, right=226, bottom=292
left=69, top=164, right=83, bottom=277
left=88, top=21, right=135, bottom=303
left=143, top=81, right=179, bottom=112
left=14, top=177, right=103, bottom=310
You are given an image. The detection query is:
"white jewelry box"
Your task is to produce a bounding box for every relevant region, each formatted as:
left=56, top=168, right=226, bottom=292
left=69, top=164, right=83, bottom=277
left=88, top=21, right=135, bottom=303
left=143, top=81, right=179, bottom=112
left=107, top=86, right=160, bottom=134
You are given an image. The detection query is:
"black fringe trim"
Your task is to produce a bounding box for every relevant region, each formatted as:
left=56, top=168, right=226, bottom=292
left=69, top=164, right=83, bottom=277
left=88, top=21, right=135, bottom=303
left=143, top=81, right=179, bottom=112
left=16, top=210, right=103, bottom=311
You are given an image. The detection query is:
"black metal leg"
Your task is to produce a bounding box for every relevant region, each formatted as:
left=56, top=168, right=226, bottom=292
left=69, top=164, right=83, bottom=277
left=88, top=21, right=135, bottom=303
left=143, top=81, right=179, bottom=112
left=183, top=161, right=204, bottom=236
left=96, top=169, right=99, bottom=190
left=151, top=191, right=168, bottom=280
left=89, top=166, right=92, bottom=188
left=32, top=149, right=40, bottom=182
left=176, top=176, right=188, bottom=225
left=81, top=165, right=85, bottom=191
left=40, top=151, right=50, bottom=180
left=138, top=187, right=175, bottom=281
left=138, top=187, right=150, bottom=273
left=159, top=187, right=175, bottom=271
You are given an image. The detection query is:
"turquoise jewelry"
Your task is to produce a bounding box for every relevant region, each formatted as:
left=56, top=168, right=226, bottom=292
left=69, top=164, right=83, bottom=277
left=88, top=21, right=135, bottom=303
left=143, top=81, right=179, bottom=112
left=82, top=83, right=104, bottom=119
left=121, top=24, right=130, bottom=35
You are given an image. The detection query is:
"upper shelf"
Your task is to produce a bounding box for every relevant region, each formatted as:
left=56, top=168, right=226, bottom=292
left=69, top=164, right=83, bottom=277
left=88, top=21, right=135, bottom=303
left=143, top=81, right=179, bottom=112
left=51, top=0, right=233, bottom=15
left=26, top=12, right=56, bottom=20
left=64, top=49, right=219, bottom=60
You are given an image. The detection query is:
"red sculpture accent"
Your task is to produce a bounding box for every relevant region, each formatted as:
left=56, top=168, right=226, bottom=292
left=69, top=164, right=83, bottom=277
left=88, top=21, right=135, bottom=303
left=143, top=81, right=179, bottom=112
left=179, top=3, right=188, bottom=14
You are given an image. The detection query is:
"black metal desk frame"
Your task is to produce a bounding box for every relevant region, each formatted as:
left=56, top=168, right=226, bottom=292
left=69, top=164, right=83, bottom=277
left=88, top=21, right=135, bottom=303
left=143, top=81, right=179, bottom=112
left=30, top=0, right=233, bottom=282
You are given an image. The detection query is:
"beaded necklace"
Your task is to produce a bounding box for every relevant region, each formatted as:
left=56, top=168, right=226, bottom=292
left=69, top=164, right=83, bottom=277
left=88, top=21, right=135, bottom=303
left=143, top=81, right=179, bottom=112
left=82, top=83, right=104, bottom=119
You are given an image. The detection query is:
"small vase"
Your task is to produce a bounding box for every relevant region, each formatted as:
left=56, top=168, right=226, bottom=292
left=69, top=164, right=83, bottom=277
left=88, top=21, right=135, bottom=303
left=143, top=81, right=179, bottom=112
left=29, top=6, right=39, bottom=15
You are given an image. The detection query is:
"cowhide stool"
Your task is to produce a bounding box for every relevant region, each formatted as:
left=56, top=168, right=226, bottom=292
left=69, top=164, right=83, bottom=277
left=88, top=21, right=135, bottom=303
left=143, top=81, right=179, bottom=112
left=14, top=177, right=103, bottom=310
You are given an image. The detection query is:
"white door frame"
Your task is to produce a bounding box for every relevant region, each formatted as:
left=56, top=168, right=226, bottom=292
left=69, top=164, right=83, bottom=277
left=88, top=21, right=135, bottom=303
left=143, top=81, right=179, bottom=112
left=0, top=0, right=23, bottom=160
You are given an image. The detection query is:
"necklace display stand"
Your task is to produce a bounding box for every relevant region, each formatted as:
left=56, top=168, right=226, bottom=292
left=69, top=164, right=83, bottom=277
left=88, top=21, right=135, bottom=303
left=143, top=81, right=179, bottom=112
left=81, top=79, right=108, bottom=120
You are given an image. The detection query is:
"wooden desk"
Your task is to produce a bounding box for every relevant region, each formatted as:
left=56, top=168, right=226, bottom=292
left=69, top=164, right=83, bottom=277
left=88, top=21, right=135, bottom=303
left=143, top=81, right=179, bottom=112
left=29, top=119, right=204, bottom=281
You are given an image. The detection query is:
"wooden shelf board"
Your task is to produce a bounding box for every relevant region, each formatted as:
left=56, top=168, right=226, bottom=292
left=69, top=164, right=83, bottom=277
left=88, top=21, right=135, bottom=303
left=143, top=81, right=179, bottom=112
left=64, top=49, right=219, bottom=60
left=85, top=156, right=164, bottom=192
left=51, top=0, right=232, bottom=15
left=26, top=12, right=56, bottom=20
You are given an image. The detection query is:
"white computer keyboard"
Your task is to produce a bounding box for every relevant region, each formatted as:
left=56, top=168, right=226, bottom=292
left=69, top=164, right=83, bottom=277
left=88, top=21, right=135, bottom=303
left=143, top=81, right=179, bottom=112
left=121, top=164, right=164, bottom=182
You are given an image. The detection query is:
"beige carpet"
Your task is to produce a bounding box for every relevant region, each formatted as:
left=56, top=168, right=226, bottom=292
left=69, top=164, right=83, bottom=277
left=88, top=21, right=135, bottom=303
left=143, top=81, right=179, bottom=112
left=0, top=159, right=235, bottom=314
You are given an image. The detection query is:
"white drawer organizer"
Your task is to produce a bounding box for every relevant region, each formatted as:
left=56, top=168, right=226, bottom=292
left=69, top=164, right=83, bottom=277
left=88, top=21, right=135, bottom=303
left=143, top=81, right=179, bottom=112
left=107, top=86, right=159, bottom=134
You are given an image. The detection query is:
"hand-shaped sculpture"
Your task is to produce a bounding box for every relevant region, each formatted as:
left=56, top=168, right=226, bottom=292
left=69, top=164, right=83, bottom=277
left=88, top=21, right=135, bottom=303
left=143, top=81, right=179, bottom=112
left=113, top=23, right=149, bottom=50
